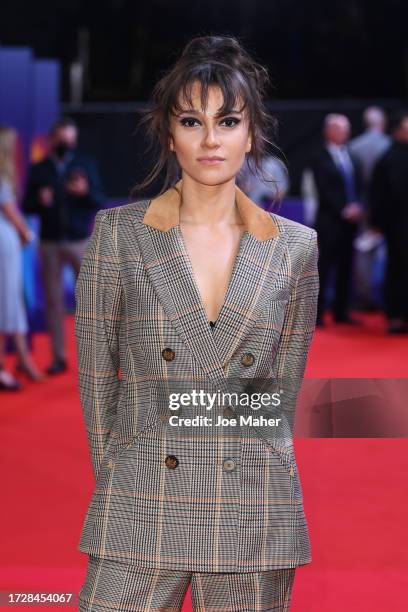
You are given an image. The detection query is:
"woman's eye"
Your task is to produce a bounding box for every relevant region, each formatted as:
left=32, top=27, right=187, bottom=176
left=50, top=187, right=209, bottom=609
left=179, top=118, right=199, bottom=127
left=179, top=117, right=241, bottom=128
left=220, top=117, right=241, bottom=128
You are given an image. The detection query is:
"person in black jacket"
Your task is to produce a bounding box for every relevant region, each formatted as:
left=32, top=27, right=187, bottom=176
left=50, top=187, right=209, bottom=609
left=310, top=113, right=364, bottom=325
left=22, top=116, right=105, bottom=374
left=367, top=109, right=408, bottom=334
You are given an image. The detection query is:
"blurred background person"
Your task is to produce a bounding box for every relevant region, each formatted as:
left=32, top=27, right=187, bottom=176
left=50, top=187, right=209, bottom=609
left=367, top=109, right=408, bottom=334
left=300, top=165, right=320, bottom=227
left=22, top=116, right=105, bottom=375
left=349, top=106, right=391, bottom=311
left=0, top=124, right=44, bottom=391
left=310, top=113, right=364, bottom=326
left=349, top=106, right=391, bottom=184
left=237, top=154, right=290, bottom=211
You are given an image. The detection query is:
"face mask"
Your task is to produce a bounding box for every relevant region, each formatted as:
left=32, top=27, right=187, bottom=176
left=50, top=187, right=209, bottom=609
left=54, top=142, right=74, bottom=158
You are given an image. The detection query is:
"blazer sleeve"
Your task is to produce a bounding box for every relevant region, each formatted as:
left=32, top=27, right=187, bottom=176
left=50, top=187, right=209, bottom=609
left=273, top=229, right=319, bottom=436
left=74, top=210, right=123, bottom=480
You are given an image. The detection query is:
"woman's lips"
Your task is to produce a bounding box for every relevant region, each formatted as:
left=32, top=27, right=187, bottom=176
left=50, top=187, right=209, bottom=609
left=197, top=158, right=225, bottom=165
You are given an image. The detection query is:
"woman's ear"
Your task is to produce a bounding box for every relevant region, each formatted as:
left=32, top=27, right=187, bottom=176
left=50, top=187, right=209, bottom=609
left=169, top=134, right=175, bottom=152
left=245, top=132, right=252, bottom=153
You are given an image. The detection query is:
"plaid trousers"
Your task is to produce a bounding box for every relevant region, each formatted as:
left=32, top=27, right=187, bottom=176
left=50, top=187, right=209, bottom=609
left=78, top=554, right=296, bottom=612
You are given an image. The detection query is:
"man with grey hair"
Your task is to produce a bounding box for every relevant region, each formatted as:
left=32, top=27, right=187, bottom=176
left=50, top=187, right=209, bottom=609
left=348, top=106, right=391, bottom=311
left=349, top=106, right=391, bottom=184
left=310, top=113, right=364, bottom=325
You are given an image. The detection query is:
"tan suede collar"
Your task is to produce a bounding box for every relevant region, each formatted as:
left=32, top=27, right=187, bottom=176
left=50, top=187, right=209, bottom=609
left=141, top=179, right=279, bottom=241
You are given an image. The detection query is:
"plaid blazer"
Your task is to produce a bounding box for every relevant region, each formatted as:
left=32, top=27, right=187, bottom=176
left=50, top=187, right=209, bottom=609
left=74, top=179, right=319, bottom=572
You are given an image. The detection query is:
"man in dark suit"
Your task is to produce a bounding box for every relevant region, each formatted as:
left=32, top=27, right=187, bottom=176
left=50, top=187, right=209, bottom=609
left=22, top=116, right=105, bottom=374
left=367, top=109, right=408, bottom=334
left=310, top=113, right=364, bottom=325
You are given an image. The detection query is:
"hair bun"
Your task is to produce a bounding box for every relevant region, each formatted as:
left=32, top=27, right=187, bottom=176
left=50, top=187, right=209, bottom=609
left=181, top=36, right=269, bottom=95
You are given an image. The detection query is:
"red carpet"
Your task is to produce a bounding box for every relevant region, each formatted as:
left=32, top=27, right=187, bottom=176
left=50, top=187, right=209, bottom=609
left=1, top=311, right=408, bottom=610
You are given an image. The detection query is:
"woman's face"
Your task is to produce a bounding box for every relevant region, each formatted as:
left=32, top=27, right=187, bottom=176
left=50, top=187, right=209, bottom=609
left=169, top=81, right=252, bottom=186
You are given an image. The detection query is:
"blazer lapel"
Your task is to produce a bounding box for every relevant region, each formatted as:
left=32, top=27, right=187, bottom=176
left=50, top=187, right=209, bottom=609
left=210, top=228, right=288, bottom=367
left=133, top=219, right=227, bottom=383
left=132, top=179, right=287, bottom=383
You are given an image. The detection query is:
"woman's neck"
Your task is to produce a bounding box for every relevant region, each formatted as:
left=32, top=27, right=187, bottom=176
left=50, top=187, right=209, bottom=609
left=179, top=176, right=243, bottom=228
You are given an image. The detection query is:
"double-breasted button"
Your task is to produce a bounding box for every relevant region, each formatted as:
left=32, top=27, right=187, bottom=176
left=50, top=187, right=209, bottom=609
left=222, top=458, right=236, bottom=472
left=241, top=352, right=255, bottom=367
left=107, top=458, right=113, bottom=469
left=165, top=454, right=179, bottom=469
left=223, top=406, right=236, bottom=419
left=159, top=413, right=170, bottom=423
left=162, top=348, right=175, bottom=361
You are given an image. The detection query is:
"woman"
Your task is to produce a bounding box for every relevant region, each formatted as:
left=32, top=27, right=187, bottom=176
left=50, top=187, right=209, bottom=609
left=0, top=124, right=44, bottom=390
left=76, top=36, right=319, bottom=612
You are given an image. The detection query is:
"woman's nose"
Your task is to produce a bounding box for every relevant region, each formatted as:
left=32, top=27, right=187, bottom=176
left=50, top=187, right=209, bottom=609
left=202, top=126, right=220, bottom=147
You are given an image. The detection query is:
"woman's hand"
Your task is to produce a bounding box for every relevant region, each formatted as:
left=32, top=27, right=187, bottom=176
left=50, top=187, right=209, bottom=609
left=19, top=227, right=35, bottom=246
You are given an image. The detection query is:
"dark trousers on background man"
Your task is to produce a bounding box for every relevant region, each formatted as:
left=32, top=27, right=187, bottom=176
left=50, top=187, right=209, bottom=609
left=316, top=226, right=356, bottom=323
left=383, top=237, right=408, bottom=322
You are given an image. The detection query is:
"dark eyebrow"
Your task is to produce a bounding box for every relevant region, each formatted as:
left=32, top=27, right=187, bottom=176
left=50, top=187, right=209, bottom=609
left=177, top=109, right=243, bottom=117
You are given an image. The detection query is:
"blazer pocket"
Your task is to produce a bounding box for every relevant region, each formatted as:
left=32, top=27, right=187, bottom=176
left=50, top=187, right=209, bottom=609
left=110, top=423, right=160, bottom=463
left=254, top=432, right=295, bottom=475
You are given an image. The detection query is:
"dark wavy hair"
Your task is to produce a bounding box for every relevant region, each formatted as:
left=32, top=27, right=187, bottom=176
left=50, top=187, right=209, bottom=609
left=130, top=35, right=281, bottom=198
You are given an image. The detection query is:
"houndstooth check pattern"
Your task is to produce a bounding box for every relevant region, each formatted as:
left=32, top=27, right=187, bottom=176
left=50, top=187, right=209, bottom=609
left=78, top=554, right=296, bottom=611
left=74, top=189, right=319, bottom=573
